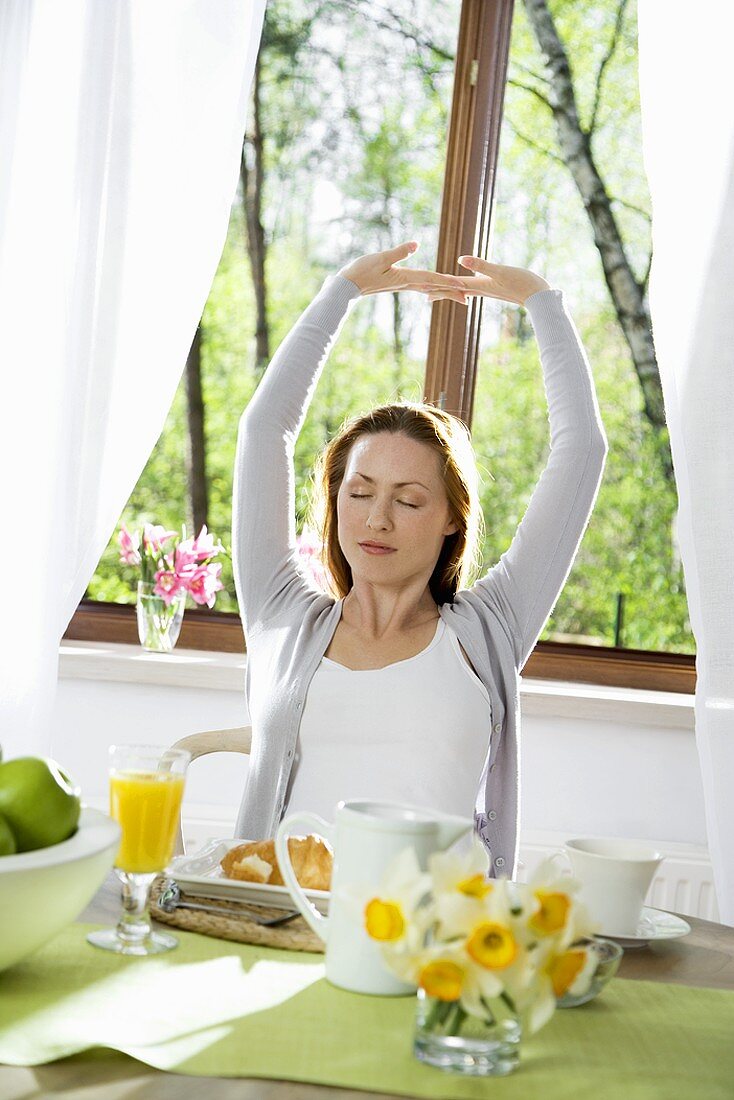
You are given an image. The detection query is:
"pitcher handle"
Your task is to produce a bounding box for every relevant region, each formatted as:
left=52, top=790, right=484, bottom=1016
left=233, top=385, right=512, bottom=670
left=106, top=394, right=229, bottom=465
left=274, top=812, right=333, bottom=943
left=548, top=847, right=572, bottom=877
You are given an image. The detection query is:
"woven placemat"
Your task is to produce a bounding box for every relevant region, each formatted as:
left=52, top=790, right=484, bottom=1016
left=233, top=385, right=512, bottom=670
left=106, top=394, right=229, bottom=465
left=149, top=876, right=325, bottom=953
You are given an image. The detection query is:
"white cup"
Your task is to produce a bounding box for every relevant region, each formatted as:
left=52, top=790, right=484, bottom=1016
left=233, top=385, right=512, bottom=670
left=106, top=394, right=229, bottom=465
left=553, top=838, right=663, bottom=936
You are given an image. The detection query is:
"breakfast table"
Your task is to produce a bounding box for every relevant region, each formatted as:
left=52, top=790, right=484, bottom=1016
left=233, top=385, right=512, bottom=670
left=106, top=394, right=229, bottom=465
left=1, top=870, right=734, bottom=1100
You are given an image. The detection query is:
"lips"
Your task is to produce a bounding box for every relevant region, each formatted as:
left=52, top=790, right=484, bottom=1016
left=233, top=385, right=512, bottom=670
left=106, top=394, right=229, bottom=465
left=359, top=541, right=396, bottom=554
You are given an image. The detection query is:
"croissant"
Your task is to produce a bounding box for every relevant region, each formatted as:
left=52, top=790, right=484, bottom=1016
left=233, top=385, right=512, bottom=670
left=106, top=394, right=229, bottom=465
left=220, top=834, right=333, bottom=891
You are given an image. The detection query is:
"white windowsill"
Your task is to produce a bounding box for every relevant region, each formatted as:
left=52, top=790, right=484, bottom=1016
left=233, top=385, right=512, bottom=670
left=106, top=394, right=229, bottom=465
left=58, top=640, right=695, bottom=730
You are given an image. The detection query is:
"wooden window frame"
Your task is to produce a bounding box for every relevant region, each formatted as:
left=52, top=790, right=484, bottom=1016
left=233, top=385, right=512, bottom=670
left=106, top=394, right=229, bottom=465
left=63, top=0, right=696, bottom=696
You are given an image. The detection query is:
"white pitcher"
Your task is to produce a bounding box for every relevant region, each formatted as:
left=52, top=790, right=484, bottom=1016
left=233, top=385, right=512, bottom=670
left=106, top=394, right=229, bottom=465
left=275, top=799, right=472, bottom=995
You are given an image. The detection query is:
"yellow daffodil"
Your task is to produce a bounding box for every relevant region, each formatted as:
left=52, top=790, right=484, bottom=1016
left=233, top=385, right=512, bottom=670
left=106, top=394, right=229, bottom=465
left=360, top=844, right=432, bottom=951
left=514, top=942, right=598, bottom=1034
left=466, top=921, right=518, bottom=969
left=364, top=898, right=405, bottom=941
left=528, top=889, right=572, bottom=936
left=419, top=958, right=465, bottom=1001
left=524, top=856, right=602, bottom=948
left=413, top=941, right=504, bottom=1017
left=547, top=948, right=587, bottom=997
left=433, top=860, right=515, bottom=941
left=428, top=833, right=492, bottom=898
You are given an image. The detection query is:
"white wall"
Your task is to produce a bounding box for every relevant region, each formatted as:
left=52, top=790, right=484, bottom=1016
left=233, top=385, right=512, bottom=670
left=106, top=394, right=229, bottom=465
left=53, top=642, right=716, bottom=919
left=53, top=643, right=706, bottom=846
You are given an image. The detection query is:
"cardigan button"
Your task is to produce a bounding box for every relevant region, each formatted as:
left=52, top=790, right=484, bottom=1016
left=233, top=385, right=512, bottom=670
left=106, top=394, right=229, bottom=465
left=489, top=763, right=497, bottom=773
left=493, top=723, right=501, bottom=734
left=495, top=856, right=505, bottom=868
left=488, top=810, right=497, bottom=821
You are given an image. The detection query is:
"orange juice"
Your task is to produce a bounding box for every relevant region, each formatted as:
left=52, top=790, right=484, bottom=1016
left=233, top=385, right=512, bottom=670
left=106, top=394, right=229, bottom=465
left=110, top=769, right=185, bottom=873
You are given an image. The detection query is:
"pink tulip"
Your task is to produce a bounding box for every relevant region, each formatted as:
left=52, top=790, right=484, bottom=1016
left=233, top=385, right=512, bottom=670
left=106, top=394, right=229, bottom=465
left=153, top=569, right=184, bottom=605
left=180, top=562, right=224, bottom=608
left=118, top=524, right=141, bottom=566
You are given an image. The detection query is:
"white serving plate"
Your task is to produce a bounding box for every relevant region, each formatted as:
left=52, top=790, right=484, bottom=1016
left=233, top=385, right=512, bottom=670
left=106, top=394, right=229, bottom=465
left=166, top=837, right=330, bottom=916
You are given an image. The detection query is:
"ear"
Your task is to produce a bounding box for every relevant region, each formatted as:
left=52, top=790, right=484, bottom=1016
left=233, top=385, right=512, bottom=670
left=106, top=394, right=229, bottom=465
left=444, top=519, right=459, bottom=537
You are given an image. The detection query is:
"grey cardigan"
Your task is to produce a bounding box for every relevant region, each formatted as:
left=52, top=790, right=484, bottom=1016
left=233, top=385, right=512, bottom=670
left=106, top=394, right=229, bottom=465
left=232, top=272, right=608, bottom=877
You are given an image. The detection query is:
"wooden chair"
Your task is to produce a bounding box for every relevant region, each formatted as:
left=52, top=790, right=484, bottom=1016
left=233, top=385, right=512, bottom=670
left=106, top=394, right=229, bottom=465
left=169, top=726, right=252, bottom=856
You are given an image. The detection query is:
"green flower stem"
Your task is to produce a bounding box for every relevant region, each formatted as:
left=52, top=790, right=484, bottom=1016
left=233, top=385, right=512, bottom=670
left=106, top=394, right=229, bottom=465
left=424, top=996, right=456, bottom=1031
left=450, top=1002, right=468, bottom=1033
left=479, top=994, right=497, bottom=1025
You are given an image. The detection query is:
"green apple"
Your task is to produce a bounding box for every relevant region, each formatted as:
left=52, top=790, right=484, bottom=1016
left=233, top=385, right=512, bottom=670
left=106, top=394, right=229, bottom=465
left=0, top=811, right=16, bottom=856
left=0, top=757, right=81, bottom=852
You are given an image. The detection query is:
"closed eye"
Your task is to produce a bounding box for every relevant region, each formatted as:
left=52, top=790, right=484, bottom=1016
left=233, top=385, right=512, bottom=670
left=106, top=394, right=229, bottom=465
left=350, top=493, right=418, bottom=509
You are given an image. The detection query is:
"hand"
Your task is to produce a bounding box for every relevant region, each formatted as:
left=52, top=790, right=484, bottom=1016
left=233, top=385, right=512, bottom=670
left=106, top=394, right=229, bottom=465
left=412, top=256, right=551, bottom=307
left=337, top=241, right=469, bottom=297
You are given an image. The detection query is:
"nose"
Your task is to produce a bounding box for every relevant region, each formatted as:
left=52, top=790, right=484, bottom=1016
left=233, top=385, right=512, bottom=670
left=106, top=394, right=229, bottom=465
left=366, top=498, right=393, bottom=531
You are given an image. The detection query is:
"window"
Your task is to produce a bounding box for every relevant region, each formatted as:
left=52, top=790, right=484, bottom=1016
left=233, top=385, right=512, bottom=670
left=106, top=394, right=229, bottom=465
left=66, top=0, right=695, bottom=694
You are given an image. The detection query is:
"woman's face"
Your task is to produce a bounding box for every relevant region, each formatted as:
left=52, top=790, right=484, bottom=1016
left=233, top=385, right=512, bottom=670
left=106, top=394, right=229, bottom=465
left=336, top=432, right=458, bottom=590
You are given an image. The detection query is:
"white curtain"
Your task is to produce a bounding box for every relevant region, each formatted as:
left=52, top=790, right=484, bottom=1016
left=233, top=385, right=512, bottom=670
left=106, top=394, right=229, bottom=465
left=0, top=0, right=265, bottom=758
left=638, top=2, right=734, bottom=925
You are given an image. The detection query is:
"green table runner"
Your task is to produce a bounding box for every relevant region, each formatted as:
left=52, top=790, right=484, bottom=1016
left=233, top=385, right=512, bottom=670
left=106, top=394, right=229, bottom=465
left=1, top=922, right=733, bottom=1100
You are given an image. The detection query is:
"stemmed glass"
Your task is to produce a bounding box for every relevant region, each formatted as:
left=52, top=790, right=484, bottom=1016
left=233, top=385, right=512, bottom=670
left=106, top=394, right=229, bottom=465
left=87, top=743, right=191, bottom=955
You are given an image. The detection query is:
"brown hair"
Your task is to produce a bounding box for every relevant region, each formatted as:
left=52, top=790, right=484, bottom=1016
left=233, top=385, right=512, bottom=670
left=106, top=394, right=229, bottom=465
left=305, top=403, right=484, bottom=606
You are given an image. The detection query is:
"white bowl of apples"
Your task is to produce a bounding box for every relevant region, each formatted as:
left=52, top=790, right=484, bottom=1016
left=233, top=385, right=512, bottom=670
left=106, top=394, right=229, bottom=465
left=0, top=754, right=120, bottom=972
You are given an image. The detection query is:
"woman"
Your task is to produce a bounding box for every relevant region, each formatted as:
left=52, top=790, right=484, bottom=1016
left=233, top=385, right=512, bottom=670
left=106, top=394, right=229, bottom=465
left=232, top=242, right=607, bottom=877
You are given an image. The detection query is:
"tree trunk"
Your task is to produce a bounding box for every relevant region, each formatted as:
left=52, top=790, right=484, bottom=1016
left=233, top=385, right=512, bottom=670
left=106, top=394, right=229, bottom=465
left=521, top=0, right=672, bottom=481
left=185, top=325, right=208, bottom=536
left=392, top=290, right=405, bottom=397
left=241, top=52, right=270, bottom=376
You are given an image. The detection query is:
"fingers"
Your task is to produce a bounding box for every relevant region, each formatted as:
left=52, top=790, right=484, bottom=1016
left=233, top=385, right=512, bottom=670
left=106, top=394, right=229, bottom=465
left=402, top=270, right=472, bottom=290
left=427, top=290, right=469, bottom=305
left=385, top=240, right=420, bottom=264
left=412, top=275, right=475, bottom=292
left=458, top=255, right=493, bottom=275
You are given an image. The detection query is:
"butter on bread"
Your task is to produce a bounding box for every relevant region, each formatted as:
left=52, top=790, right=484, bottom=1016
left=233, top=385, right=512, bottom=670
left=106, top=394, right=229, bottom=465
left=229, top=853, right=272, bottom=884
left=220, top=834, right=333, bottom=891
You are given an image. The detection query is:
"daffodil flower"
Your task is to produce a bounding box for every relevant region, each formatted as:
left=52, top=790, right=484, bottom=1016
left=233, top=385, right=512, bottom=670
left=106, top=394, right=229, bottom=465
left=525, top=855, right=602, bottom=948
left=515, top=943, right=598, bottom=1034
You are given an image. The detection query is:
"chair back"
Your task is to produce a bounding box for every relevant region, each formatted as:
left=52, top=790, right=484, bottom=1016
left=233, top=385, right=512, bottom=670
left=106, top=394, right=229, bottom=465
left=169, top=726, right=252, bottom=856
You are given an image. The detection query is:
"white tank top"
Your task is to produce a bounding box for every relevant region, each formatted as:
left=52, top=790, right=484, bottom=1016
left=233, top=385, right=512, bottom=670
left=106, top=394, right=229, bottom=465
left=284, top=618, right=492, bottom=823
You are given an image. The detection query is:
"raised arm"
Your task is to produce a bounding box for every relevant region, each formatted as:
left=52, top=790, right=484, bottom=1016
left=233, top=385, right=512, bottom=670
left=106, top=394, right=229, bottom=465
left=232, top=273, right=362, bottom=636
left=414, top=257, right=608, bottom=670
left=471, top=286, right=608, bottom=669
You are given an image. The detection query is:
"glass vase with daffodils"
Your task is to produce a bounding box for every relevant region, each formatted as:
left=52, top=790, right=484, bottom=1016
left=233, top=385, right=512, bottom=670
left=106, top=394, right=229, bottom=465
left=361, top=837, right=602, bottom=1077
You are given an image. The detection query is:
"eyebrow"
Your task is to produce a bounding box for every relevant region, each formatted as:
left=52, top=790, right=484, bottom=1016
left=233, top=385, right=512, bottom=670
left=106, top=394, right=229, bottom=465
left=352, top=472, right=431, bottom=491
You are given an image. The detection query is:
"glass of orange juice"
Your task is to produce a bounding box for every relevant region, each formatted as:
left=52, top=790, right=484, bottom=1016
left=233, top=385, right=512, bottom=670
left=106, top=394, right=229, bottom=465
left=87, top=743, right=191, bottom=955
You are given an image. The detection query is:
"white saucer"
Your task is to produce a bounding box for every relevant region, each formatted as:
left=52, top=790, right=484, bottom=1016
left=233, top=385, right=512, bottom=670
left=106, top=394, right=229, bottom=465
left=599, top=906, right=691, bottom=948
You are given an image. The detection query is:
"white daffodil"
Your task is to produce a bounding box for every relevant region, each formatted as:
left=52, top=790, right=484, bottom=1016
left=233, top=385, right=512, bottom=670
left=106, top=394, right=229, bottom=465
left=428, top=831, right=492, bottom=897
left=412, top=940, right=505, bottom=1019
left=515, top=942, right=599, bottom=1034
left=359, top=844, right=433, bottom=954
left=520, top=855, right=602, bottom=950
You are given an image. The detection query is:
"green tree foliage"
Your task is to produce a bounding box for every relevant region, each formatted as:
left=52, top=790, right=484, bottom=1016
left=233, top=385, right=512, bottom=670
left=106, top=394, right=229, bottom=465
left=86, top=0, right=692, bottom=653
